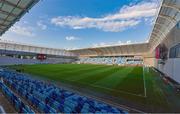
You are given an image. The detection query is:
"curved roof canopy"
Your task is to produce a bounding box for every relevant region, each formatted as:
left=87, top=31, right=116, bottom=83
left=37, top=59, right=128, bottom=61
left=149, top=0, right=180, bottom=51
left=0, top=40, right=76, bottom=57
left=0, top=0, right=39, bottom=36
left=70, top=43, right=149, bottom=57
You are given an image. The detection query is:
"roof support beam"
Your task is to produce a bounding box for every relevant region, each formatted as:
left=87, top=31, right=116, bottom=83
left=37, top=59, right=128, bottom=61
left=1, top=0, right=25, bottom=10
left=162, top=3, right=180, bottom=12
left=0, top=17, right=11, bottom=23
left=0, top=9, right=17, bottom=17
left=153, top=28, right=166, bottom=38
left=0, top=28, right=4, bottom=31
left=0, top=23, right=8, bottom=27
left=159, top=14, right=177, bottom=24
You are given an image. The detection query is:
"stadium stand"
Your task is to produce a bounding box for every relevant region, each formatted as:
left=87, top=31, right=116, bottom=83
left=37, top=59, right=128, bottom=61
left=0, top=0, right=179, bottom=112
left=0, top=81, right=34, bottom=113
left=0, top=69, right=128, bottom=113
left=0, top=56, right=76, bottom=65
left=79, top=57, right=143, bottom=65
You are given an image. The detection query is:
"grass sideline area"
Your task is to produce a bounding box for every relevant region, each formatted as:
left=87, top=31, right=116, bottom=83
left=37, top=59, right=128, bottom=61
left=9, top=64, right=180, bottom=112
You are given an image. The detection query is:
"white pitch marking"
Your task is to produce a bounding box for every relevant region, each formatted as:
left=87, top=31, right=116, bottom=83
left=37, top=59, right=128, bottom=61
left=62, top=76, right=146, bottom=98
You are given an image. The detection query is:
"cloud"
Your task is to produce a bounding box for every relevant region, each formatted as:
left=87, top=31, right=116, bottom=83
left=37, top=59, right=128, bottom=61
left=65, top=36, right=80, bottom=41
left=51, top=0, right=158, bottom=32
left=10, top=25, right=35, bottom=37
left=144, top=17, right=155, bottom=25
left=37, top=21, right=47, bottom=30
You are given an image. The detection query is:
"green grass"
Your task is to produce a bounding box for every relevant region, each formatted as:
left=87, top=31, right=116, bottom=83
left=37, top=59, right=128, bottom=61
left=10, top=64, right=180, bottom=112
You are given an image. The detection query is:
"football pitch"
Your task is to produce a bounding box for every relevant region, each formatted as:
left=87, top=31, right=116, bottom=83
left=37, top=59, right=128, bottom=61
left=10, top=64, right=180, bottom=112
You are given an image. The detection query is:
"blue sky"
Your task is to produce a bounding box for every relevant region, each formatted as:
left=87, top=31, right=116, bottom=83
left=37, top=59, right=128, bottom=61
left=0, top=0, right=160, bottom=49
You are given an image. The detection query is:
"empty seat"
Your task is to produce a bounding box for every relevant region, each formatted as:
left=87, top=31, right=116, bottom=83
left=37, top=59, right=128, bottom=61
left=0, top=69, right=127, bottom=113
left=0, top=81, right=34, bottom=113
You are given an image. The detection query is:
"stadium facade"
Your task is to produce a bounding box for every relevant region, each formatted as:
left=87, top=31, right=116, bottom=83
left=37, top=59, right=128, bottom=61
left=0, top=0, right=179, bottom=113
left=0, top=0, right=179, bottom=83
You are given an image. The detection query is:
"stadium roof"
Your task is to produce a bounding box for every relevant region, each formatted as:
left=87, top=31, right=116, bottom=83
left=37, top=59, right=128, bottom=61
left=0, top=40, right=76, bottom=57
left=71, top=0, right=180, bottom=57
left=149, top=0, right=180, bottom=51
left=70, top=43, right=149, bottom=57
left=0, top=0, right=39, bottom=36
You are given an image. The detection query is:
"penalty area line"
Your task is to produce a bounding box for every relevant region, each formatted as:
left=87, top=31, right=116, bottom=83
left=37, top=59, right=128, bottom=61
left=88, top=84, right=146, bottom=98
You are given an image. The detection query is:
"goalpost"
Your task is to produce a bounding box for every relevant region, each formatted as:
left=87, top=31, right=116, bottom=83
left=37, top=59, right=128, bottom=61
left=143, top=65, right=147, bottom=97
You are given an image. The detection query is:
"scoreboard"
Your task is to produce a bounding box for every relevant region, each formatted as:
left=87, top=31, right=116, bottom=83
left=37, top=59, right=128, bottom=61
left=37, top=54, right=47, bottom=60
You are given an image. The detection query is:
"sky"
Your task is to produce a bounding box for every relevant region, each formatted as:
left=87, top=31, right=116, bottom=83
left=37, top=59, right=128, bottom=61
left=0, top=0, right=160, bottom=49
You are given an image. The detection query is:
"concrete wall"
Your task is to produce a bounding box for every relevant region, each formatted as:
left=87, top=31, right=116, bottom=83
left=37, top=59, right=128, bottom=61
left=144, top=57, right=156, bottom=67
left=143, top=50, right=156, bottom=67
left=161, top=58, right=180, bottom=83
left=156, top=24, right=180, bottom=83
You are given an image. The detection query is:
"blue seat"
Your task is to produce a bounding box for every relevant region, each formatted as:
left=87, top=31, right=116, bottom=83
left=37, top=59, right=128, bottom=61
left=52, top=101, right=59, bottom=110
left=22, top=108, right=28, bottom=113
left=38, top=102, right=46, bottom=111
left=15, top=100, right=20, bottom=111
left=0, top=81, right=34, bottom=113
left=0, top=70, right=127, bottom=113
left=63, top=105, right=72, bottom=113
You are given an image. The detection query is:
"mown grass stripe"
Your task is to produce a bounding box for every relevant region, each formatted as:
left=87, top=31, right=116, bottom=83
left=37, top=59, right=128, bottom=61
left=94, top=67, right=133, bottom=88
left=113, top=67, right=144, bottom=95
left=76, top=66, right=122, bottom=84
left=66, top=65, right=117, bottom=81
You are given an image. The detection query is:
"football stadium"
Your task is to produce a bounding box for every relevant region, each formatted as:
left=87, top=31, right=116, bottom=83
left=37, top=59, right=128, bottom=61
left=0, top=0, right=179, bottom=113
